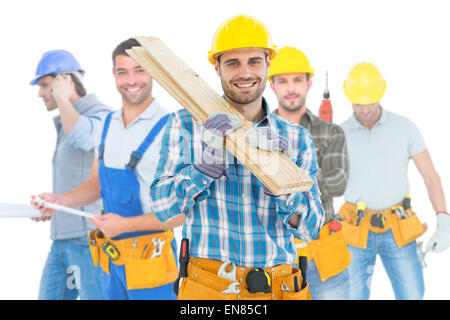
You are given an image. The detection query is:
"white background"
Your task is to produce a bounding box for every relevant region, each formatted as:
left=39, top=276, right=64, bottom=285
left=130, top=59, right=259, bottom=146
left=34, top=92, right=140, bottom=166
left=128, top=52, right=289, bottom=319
left=0, top=0, right=449, bottom=300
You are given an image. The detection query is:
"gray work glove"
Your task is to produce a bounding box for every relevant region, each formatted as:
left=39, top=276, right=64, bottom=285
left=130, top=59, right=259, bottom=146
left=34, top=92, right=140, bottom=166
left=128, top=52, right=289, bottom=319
left=245, top=126, right=294, bottom=158
left=195, top=112, right=243, bottom=178
left=246, top=126, right=294, bottom=197
left=426, top=213, right=450, bottom=253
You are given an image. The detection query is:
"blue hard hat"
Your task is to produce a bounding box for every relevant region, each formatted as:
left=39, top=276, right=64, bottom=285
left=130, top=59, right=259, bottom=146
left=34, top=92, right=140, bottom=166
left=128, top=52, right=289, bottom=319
left=30, top=50, right=85, bottom=85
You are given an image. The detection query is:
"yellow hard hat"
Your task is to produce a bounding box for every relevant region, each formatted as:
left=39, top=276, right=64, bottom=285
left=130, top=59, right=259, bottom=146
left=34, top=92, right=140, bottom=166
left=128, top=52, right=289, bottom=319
left=208, top=14, right=277, bottom=65
left=268, top=46, right=314, bottom=81
left=343, top=62, right=386, bottom=104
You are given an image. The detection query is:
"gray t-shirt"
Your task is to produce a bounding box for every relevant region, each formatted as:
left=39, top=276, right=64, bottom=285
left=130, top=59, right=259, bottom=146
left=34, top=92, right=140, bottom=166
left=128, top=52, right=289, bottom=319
left=51, top=93, right=112, bottom=240
left=340, top=108, right=426, bottom=210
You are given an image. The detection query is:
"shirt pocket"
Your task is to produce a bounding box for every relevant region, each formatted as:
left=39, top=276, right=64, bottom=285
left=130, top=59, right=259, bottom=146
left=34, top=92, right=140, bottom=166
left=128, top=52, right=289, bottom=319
left=110, top=188, right=134, bottom=205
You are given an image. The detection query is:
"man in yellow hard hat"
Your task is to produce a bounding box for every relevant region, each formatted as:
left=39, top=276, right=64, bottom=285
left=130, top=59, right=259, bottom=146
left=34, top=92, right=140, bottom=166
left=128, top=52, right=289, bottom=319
left=339, top=62, right=449, bottom=299
left=269, top=46, right=351, bottom=300
left=150, top=15, right=324, bottom=300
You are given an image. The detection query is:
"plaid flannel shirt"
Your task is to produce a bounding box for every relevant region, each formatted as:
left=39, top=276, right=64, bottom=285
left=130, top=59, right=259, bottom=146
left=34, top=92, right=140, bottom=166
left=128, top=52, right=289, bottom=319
left=274, top=108, right=349, bottom=223
left=151, top=99, right=324, bottom=268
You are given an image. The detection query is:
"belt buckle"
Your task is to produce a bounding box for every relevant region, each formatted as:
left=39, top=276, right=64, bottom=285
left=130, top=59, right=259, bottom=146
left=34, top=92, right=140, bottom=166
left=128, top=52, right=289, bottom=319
left=370, top=213, right=386, bottom=229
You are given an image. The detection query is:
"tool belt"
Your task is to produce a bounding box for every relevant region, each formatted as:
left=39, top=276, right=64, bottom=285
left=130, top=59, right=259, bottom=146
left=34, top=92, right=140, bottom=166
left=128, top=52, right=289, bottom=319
left=87, top=229, right=178, bottom=290
left=339, top=201, right=427, bottom=248
left=177, top=257, right=311, bottom=300
left=294, top=221, right=352, bottom=282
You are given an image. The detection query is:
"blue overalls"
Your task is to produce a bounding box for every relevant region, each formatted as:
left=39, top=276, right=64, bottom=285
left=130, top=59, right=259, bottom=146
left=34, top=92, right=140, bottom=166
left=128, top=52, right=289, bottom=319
left=98, top=112, right=176, bottom=300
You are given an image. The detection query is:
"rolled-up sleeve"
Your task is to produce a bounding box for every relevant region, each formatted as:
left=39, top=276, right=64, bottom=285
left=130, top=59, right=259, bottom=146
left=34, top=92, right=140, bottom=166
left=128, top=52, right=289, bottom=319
left=317, top=125, right=349, bottom=197
left=67, top=111, right=110, bottom=152
left=274, top=129, right=325, bottom=242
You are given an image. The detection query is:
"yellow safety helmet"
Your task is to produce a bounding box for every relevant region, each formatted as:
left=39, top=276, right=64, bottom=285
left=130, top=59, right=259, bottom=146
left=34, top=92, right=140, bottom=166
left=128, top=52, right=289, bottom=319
left=343, top=62, right=386, bottom=104
left=268, top=46, right=314, bottom=81
left=208, top=14, right=277, bottom=65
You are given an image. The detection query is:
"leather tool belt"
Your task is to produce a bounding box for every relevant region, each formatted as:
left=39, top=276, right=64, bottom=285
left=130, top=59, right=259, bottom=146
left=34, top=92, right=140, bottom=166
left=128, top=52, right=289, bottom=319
left=177, top=257, right=311, bottom=300
left=87, top=229, right=178, bottom=290
left=339, top=201, right=427, bottom=248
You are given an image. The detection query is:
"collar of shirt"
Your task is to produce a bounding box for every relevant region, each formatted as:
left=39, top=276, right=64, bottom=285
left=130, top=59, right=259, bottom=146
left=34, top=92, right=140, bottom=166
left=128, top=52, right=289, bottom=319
left=221, top=94, right=271, bottom=127
left=255, top=97, right=271, bottom=127
left=299, top=108, right=317, bottom=127
left=272, top=107, right=316, bottom=127
left=349, top=106, right=388, bottom=131
left=112, top=98, right=162, bottom=129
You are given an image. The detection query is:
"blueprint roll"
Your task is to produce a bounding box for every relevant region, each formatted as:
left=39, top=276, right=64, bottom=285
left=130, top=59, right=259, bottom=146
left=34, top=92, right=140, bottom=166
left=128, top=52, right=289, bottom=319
left=0, top=203, right=42, bottom=218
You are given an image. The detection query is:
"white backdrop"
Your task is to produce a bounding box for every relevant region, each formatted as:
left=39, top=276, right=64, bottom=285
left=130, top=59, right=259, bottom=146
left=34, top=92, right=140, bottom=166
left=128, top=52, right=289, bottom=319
left=0, top=0, right=449, bottom=299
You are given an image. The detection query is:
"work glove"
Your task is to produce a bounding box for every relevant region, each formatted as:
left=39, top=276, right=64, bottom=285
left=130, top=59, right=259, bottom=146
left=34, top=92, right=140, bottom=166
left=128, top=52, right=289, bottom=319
left=246, top=126, right=293, bottom=197
left=194, top=112, right=243, bottom=179
left=246, top=126, right=294, bottom=158
left=426, top=212, right=450, bottom=253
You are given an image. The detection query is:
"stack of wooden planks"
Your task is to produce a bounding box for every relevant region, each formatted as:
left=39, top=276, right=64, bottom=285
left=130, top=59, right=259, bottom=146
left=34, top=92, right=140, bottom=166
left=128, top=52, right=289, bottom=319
left=126, top=36, right=313, bottom=196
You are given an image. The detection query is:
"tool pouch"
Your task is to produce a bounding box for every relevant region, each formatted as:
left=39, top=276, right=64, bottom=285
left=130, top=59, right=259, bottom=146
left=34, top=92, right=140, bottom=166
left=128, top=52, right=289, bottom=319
left=87, top=229, right=110, bottom=273
left=390, top=210, right=427, bottom=248
left=124, top=233, right=178, bottom=290
left=279, top=268, right=311, bottom=301
left=124, top=252, right=178, bottom=290
left=309, top=224, right=352, bottom=281
left=281, top=282, right=311, bottom=300
left=294, top=223, right=352, bottom=281
left=339, top=204, right=370, bottom=248
left=178, top=277, right=236, bottom=300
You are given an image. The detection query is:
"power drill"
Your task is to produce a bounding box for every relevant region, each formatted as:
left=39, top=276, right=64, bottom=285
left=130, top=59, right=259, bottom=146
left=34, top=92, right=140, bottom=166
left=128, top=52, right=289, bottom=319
left=319, top=71, right=333, bottom=123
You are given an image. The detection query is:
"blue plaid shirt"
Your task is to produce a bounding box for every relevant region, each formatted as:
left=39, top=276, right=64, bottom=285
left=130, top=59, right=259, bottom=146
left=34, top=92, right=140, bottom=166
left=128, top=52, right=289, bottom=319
left=150, top=99, right=324, bottom=268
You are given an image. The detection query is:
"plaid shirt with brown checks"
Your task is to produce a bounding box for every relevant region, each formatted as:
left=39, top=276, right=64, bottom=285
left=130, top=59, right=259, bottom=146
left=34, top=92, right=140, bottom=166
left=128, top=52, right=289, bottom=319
left=274, top=108, right=349, bottom=223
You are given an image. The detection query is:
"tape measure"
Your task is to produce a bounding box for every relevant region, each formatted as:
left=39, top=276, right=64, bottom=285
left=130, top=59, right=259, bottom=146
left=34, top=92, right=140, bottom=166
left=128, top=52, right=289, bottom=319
left=101, top=241, right=120, bottom=261
left=246, top=268, right=271, bottom=294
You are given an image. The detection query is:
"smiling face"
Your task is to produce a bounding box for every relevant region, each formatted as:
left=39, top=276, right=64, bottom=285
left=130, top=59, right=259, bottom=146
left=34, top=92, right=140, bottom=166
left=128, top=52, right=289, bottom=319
left=113, top=54, right=153, bottom=107
left=215, top=47, right=269, bottom=105
left=271, top=73, right=311, bottom=113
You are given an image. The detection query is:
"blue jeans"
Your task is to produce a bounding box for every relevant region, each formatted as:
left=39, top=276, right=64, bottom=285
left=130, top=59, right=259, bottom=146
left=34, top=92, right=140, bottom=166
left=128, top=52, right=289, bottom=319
left=303, top=260, right=350, bottom=300
left=38, top=237, right=104, bottom=300
left=348, top=230, right=424, bottom=300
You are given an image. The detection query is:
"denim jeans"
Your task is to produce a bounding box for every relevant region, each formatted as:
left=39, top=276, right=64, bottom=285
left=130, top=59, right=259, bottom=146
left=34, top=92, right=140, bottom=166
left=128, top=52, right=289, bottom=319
left=347, top=230, right=424, bottom=300
left=304, top=260, right=350, bottom=300
left=38, top=237, right=104, bottom=300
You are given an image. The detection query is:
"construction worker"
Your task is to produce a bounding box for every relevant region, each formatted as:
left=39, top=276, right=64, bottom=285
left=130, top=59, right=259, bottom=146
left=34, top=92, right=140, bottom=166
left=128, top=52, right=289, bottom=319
left=30, top=50, right=112, bottom=299
left=150, top=15, right=324, bottom=300
left=339, top=62, right=449, bottom=300
left=32, top=38, right=184, bottom=300
left=269, top=46, right=351, bottom=300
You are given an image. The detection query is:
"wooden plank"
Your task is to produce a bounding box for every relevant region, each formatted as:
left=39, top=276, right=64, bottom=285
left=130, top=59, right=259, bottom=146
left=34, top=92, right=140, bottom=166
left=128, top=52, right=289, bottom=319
left=126, top=36, right=314, bottom=195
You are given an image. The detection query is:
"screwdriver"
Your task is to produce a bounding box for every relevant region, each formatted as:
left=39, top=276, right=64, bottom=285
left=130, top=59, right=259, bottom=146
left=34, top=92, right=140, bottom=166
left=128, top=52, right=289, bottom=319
left=403, top=195, right=412, bottom=217
left=355, top=201, right=366, bottom=226
left=298, top=256, right=308, bottom=290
